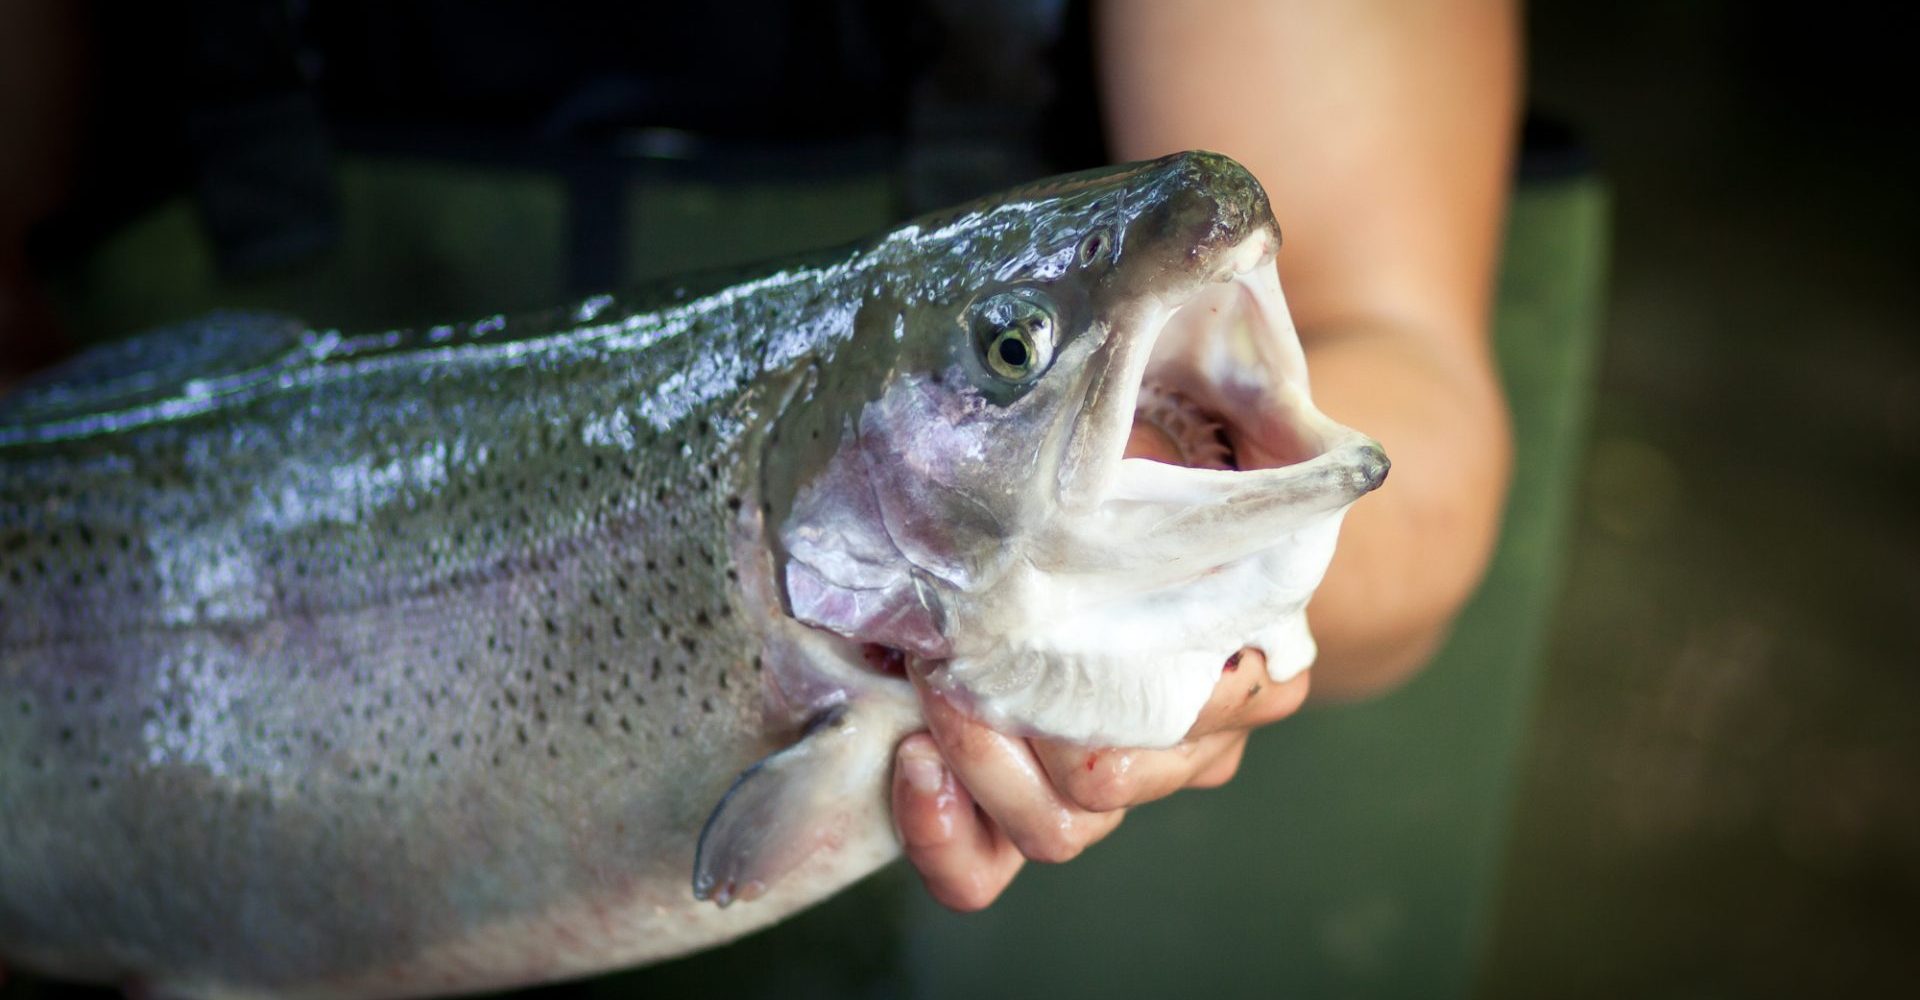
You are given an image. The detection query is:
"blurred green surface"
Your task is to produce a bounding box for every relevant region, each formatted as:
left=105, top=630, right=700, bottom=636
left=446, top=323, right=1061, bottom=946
left=1476, top=3, right=1920, bottom=995
left=49, top=161, right=568, bottom=339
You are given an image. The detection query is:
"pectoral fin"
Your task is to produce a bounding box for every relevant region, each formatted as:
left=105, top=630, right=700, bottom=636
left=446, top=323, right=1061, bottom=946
left=693, top=697, right=916, bottom=907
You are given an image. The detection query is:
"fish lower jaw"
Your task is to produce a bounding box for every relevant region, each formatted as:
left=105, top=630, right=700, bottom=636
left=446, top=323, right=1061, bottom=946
left=934, top=527, right=1340, bottom=749
left=934, top=610, right=1316, bottom=750
left=1104, top=425, right=1383, bottom=507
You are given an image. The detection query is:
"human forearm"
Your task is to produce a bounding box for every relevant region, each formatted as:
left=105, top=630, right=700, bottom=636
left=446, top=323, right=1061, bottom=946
left=1297, top=316, right=1512, bottom=699
left=1098, top=0, right=1520, bottom=695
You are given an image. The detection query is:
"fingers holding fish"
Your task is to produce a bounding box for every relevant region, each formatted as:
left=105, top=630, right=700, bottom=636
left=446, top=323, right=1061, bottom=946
left=910, top=668, right=1128, bottom=867
left=1023, top=649, right=1305, bottom=812
left=892, top=733, right=1026, bottom=912
left=1185, top=733, right=1249, bottom=790
left=898, top=643, right=1306, bottom=912
left=1186, top=648, right=1314, bottom=738
left=1029, top=729, right=1245, bottom=814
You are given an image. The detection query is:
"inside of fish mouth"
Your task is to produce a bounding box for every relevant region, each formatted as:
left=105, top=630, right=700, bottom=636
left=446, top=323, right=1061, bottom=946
left=1125, top=276, right=1318, bottom=473
left=1128, top=385, right=1236, bottom=469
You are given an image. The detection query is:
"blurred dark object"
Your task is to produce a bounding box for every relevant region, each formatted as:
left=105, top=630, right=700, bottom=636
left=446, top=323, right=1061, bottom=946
left=1514, top=117, right=1595, bottom=184
left=28, top=0, right=1107, bottom=311
left=904, top=0, right=1065, bottom=212
left=0, top=251, right=68, bottom=389
left=305, top=2, right=918, bottom=141
left=180, top=0, right=338, bottom=277
left=0, top=0, right=85, bottom=382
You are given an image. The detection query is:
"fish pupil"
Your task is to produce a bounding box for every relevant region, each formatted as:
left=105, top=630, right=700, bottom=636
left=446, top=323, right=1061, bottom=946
left=997, top=335, right=1029, bottom=369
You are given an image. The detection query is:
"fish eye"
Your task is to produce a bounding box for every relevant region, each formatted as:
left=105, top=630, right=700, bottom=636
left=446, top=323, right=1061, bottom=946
left=972, top=290, right=1056, bottom=383
left=1077, top=228, right=1113, bottom=266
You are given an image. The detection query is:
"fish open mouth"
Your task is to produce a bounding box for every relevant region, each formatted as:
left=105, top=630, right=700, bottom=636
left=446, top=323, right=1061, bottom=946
left=1129, top=384, right=1238, bottom=469
left=1124, top=261, right=1319, bottom=477
left=1089, top=233, right=1385, bottom=516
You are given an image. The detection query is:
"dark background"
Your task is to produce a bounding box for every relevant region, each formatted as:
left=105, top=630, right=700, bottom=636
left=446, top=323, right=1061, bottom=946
left=1483, top=0, right=1920, bottom=994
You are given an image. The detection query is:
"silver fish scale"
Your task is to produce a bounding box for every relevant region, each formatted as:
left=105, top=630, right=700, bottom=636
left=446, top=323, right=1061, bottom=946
left=0, top=286, right=824, bottom=990
left=0, top=151, right=1277, bottom=995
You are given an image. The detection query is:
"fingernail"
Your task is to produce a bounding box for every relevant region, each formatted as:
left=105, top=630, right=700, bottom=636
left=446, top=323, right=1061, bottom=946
left=900, top=745, right=946, bottom=795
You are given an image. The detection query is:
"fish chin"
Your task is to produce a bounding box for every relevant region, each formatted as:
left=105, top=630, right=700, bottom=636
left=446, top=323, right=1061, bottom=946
left=930, top=237, right=1389, bottom=748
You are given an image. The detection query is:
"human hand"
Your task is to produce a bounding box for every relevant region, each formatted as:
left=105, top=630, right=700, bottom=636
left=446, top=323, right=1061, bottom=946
left=886, top=382, right=1316, bottom=911
left=890, top=650, right=1310, bottom=911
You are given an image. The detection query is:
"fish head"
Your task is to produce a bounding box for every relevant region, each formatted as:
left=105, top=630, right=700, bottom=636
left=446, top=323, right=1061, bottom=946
left=768, top=151, right=1387, bottom=747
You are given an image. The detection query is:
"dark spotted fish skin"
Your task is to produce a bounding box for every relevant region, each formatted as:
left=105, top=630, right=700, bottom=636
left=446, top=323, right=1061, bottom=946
left=0, top=152, right=1300, bottom=998
left=0, top=286, right=834, bottom=993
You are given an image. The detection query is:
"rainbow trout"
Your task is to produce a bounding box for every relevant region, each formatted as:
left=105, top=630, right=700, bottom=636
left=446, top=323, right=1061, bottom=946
left=0, top=152, right=1386, bottom=998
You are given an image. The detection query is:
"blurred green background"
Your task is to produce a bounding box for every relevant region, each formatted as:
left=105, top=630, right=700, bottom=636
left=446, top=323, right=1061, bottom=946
left=5, top=1, right=1917, bottom=997
left=1482, top=3, right=1920, bottom=995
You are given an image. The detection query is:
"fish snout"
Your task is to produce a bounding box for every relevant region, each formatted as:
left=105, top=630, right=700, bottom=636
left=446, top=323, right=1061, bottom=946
left=1134, top=151, right=1280, bottom=274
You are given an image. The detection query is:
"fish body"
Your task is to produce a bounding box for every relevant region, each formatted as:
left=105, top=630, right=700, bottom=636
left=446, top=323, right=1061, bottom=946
left=0, top=153, right=1385, bottom=998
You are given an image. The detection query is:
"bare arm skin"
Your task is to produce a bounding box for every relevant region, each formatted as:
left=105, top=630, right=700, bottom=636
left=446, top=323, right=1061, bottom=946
left=897, top=0, right=1519, bottom=909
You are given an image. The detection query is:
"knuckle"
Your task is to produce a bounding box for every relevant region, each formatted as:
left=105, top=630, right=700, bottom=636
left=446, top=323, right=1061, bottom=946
left=897, top=815, right=949, bottom=852
left=1189, top=761, right=1236, bottom=789
left=934, top=878, right=1000, bottom=913
left=1016, top=827, right=1087, bottom=865
left=1063, top=766, right=1134, bottom=814
left=1248, top=673, right=1312, bottom=726
left=1190, top=745, right=1246, bottom=789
